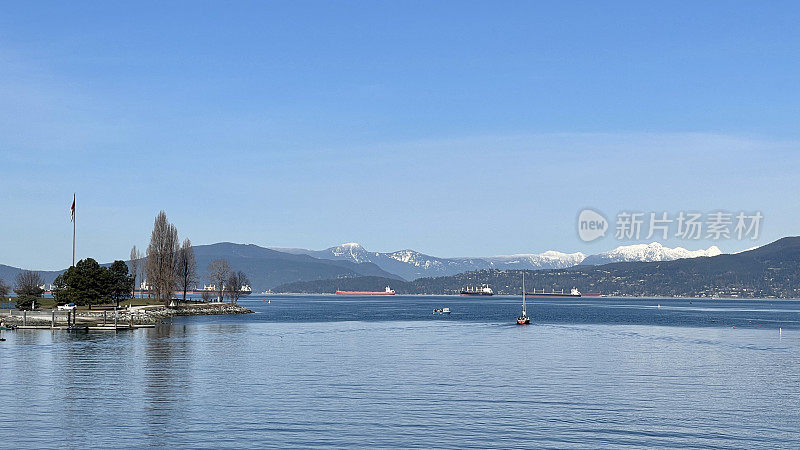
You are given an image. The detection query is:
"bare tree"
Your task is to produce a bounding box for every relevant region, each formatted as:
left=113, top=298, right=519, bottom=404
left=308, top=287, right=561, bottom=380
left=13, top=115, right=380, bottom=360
left=226, top=270, right=249, bottom=304
left=129, top=245, right=142, bottom=299
left=145, top=211, right=179, bottom=307
left=14, top=271, right=44, bottom=310
left=14, top=271, right=44, bottom=296
left=0, top=277, right=9, bottom=299
left=176, top=238, right=196, bottom=304
left=207, top=259, right=231, bottom=303
left=201, top=289, right=213, bottom=303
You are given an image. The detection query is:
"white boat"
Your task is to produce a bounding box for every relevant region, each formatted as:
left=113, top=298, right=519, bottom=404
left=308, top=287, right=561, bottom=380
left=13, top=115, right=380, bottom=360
left=517, top=273, right=530, bottom=325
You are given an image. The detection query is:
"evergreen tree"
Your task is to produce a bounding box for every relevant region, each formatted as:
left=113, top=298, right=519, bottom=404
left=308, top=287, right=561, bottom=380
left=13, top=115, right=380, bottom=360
left=53, top=258, right=111, bottom=309
left=108, top=260, right=133, bottom=308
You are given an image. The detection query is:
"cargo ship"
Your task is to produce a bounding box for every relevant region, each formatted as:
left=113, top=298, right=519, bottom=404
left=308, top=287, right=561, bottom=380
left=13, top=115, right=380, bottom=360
left=460, top=284, right=494, bottom=296
left=525, top=287, right=582, bottom=298
left=336, top=286, right=396, bottom=295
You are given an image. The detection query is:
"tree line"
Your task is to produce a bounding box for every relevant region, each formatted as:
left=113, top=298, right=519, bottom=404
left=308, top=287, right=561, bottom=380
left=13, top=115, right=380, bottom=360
left=140, top=211, right=249, bottom=306
left=2, top=210, right=252, bottom=311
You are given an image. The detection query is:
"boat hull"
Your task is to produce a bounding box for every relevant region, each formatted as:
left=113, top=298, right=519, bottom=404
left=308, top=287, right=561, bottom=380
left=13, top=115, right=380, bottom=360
left=460, top=292, right=493, bottom=296
left=335, top=291, right=396, bottom=295
left=517, top=317, right=530, bottom=325
left=525, top=293, right=581, bottom=297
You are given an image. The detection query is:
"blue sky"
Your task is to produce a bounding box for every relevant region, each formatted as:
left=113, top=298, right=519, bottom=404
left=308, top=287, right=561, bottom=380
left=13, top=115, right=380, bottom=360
left=2, top=1, right=800, bottom=269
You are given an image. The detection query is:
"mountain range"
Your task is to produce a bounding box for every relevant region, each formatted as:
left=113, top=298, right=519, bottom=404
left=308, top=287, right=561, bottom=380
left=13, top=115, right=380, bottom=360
left=189, top=243, right=401, bottom=291
left=0, top=243, right=401, bottom=293
left=277, top=241, right=722, bottom=280
left=0, top=241, right=724, bottom=293
left=273, top=237, right=800, bottom=299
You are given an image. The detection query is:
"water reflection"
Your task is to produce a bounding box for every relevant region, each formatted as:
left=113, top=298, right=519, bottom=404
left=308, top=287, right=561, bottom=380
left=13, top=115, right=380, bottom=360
left=1, top=299, right=799, bottom=448
left=139, top=325, right=193, bottom=446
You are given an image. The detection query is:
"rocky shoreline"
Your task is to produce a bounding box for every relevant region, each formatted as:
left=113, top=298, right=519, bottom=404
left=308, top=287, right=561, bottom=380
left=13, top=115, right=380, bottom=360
left=0, top=303, right=254, bottom=326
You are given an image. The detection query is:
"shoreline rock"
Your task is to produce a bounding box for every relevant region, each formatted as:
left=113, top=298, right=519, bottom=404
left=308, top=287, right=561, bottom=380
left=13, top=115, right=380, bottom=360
left=0, top=303, right=254, bottom=326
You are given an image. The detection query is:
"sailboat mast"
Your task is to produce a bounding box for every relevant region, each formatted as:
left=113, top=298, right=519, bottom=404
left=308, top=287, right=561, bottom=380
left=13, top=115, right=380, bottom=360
left=522, top=272, right=526, bottom=315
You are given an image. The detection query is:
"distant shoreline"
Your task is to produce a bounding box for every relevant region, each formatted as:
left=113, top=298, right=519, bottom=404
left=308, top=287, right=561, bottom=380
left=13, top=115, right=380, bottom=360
left=265, top=293, right=800, bottom=300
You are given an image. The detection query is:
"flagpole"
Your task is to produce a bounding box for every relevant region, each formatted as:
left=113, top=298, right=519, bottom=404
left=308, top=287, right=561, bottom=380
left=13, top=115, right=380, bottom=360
left=72, top=193, right=75, bottom=267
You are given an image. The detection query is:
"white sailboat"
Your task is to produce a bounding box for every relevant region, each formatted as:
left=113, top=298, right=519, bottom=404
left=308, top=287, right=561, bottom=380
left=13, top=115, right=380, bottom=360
left=517, top=272, right=530, bottom=325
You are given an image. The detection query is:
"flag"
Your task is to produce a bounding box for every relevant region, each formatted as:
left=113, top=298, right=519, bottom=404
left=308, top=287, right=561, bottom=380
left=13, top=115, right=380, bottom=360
left=70, top=194, right=75, bottom=222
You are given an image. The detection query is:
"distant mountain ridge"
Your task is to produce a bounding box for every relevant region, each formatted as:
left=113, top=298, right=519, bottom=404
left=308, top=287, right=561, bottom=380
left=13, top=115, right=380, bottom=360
left=273, top=237, right=800, bottom=299
left=0, top=243, right=402, bottom=293
left=279, top=241, right=724, bottom=280
left=190, top=243, right=402, bottom=291
left=0, top=265, right=63, bottom=287
left=0, top=241, right=731, bottom=294
left=580, top=242, right=722, bottom=265
left=280, top=242, right=587, bottom=280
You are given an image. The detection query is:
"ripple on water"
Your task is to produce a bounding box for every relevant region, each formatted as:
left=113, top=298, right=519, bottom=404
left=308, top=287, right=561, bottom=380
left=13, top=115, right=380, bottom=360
left=1, top=297, right=799, bottom=448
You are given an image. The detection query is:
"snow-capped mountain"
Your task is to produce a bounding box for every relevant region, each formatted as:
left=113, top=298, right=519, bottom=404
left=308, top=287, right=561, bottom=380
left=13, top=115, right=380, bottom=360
left=302, top=244, right=468, bottom=280
left=487, top=251, right=587, bottom=269
left=284, top=243, right=588, bottom=280
left=280, top=241, right=726, bottom=280
left=326, top=242, right=374, bottom=263
left=579, top=242, right=722, bottom=265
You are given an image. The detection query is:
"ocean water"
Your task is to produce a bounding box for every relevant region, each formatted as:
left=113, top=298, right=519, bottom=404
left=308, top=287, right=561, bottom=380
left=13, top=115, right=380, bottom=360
left=1, top=296, right=798, bottom=448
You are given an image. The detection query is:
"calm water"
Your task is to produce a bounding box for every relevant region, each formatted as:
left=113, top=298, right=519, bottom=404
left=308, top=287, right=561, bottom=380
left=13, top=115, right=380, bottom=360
left=1, top=296, right=799, bottom=448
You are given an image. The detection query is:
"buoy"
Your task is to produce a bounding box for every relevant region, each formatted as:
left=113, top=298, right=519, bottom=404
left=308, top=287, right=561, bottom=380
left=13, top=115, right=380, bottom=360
left=780, top=327, right=782, bottom=336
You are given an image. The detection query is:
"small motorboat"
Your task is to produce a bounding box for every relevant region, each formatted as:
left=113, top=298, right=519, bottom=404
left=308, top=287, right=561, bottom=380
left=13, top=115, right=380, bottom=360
left=433, top=307, right=451, bottom=314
